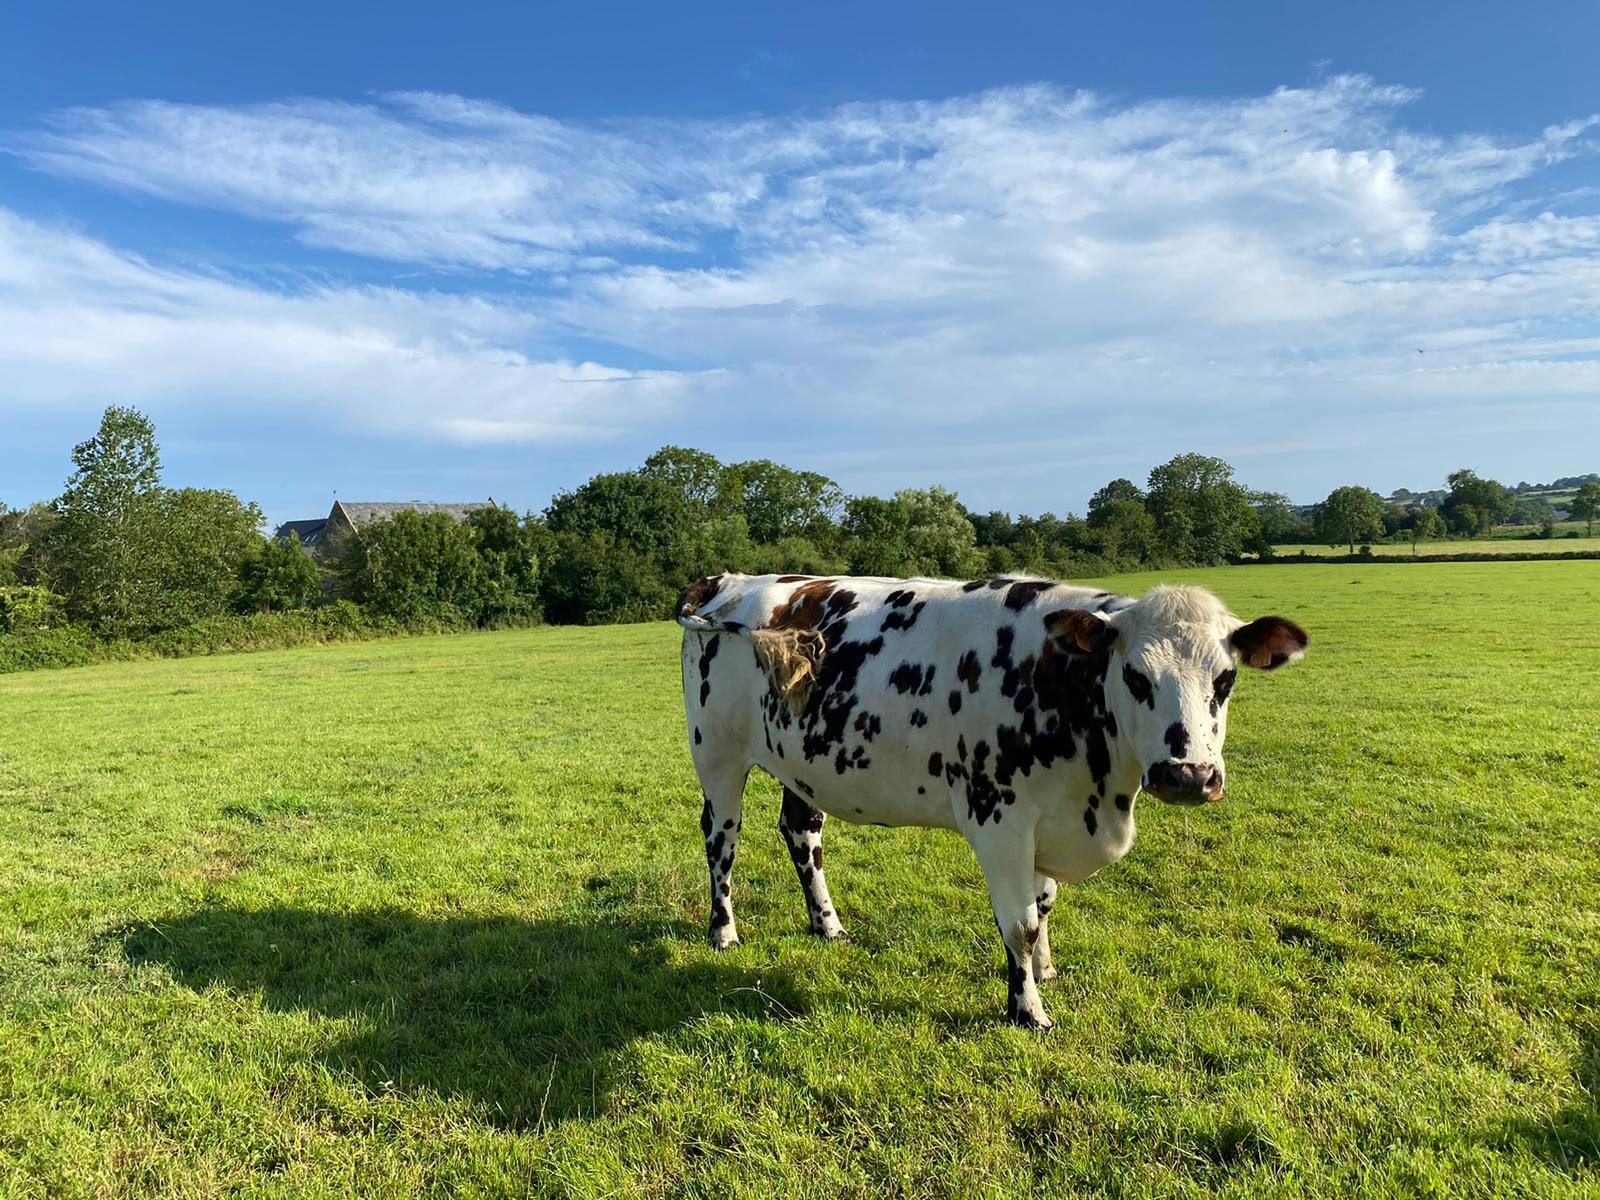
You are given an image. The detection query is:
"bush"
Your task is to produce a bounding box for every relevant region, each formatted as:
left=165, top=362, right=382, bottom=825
left=0, top=585, right=65, bottom=633
left=0, top=604, right=541, bottom=675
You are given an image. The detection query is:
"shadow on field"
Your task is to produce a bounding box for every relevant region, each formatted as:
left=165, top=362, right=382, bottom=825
left=1496, top=1023, right=1600, bottom=1171
left=122, top=904, right=802, bottom=1128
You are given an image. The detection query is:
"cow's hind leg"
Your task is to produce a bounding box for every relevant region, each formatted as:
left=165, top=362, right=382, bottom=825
left=779, top=787, right=848, bottom=941
left=696, top=763, right=749, bottom=949
left=1033, top=874, right=1058, bottom=981
left=972, top=829, right=1052, bottom=1029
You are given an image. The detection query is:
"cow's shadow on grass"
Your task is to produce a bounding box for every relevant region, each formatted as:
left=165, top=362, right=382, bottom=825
left=122, top=901, right=803, bottom=1128
left=1496, top=1023, right=1600, bottom=1171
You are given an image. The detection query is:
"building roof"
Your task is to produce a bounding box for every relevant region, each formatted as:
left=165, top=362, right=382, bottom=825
left=274, top=518, right=328, bottom=546
left=332, top=500, right=493, bottom=527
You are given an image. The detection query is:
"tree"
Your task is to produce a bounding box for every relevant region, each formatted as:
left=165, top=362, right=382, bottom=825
left=1407, top=506, right=1444, bottom=555
left=545, top=472, right=690, bottom=564
left=641, top=446, right=731, bottom=512
left=236, top=536, right=322, bottom=613
left=899, top=487, right=980, bottom=577
left=1144, top=454, right=1259, bottom=565
left=539, top=528, right=676, bottom=625
left=1315, top=485, right=1387, bottom=553
left=151, top=488, right=266, bottom=627
left=50, top=406, right=165, bottom=634
left=1441, top=469, right=1512, bottom=536
left=733, top=459, right=845, bottom=545
left=1571, top=481, right=1600, bottom=537
left=1088, top=499, right=1158, bottom=564
left=466, top=506, right=541, bottom=623
left=1086, top=478, right=1145, bottom=523
left=844, top=495, right=911, bottom=576
left=1248, top=491, right=1310, bottom=554
left=344, top=511, right=484, bottom=622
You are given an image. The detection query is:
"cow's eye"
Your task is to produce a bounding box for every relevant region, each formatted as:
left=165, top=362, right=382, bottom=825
left=1212, top=668, right=1237, bottom=705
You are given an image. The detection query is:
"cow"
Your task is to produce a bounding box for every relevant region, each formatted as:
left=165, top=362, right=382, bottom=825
left=677, top=572, right=1308, bottom=1028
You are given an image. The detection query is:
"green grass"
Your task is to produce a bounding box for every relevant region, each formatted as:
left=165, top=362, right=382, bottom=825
left=2, top=563, right=1597, bottom=1198
left=1273, top=535, right=1600, bottom=557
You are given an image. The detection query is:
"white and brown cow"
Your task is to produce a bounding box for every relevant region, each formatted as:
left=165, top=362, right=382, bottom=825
left=677, top=572, right=1307, bottom=1028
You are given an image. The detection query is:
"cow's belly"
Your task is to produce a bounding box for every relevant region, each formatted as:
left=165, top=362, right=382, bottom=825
left=1033, top=801, right=1137, bottom=884
left=757, top=741, right=958, bottom=830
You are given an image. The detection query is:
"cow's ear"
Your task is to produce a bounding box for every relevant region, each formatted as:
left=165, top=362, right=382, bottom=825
left=1231, top=616, right=1309, bottom=670
left=1044, top=608, right=1117, bottom=655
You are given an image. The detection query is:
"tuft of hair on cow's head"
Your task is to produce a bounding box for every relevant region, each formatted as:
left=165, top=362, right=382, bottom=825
left=1229, top=616, right=1310, bottom=670
left=1043, top=608, right=1118, bottom=656
left=750, top=628, right=827, bottom=714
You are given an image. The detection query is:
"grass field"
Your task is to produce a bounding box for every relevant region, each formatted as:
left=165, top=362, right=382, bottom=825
left=2, top=562, right=1597, bottom=1198
left=1271, top=536, right=1600, bottom=557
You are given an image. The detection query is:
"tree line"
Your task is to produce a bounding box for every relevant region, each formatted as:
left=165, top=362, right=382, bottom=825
left=3, top=406, right=1596, bottom=642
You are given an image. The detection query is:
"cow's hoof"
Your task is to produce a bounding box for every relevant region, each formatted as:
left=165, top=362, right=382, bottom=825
left=1036, top=963, right=1058, bottom=981
left=812, top=926, right=851, bottom=943
left=1009, top=1010, right=1054, bottom=1032
left=708, top=931, right=741, bottom=951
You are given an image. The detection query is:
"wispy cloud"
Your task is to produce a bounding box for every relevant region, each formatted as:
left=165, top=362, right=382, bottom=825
left=6, top=76, right=1599, bottom=505
left=0, top=209, right=691, bottom=444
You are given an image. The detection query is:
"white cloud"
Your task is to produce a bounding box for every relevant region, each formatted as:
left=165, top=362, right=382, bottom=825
left=5, top=76, right=1599, bottom=507
left=0, top=209, right=690, bottom=444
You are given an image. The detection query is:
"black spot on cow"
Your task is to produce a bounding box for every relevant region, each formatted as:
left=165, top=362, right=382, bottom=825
left=917, top=786, right=925, bottom=795
left=886, top=589, right=915, bottom=608
left=957, top=735, right=968, bottom=761
left=699, top=796, right=713, bottom=837
left=957, top=650, right=982, bottom=693
left=693, top=728, right=701, bottom=745
left=880, top=599, right=928, bottom=633
left=889, top=662, right=926, bottom=694
left=928, top=751, right=943, bottom=777
left=796, top=615, right=886, bottom=768
left=910, top=708, right=928, bottom=727
left=1004, top=580, right=1054, bottom=611
left=963, top=739, right=1016, bottom=827
left=1114, top=792, right=1132, bottom=812
left=1164, top=722, right=1189, bottom=758
left=1122, top=663, right=1154, bottom=709
left=948, top=690, right=962, bottom=715
left=697, top=635, right=721, bottom=706
left=795, top=779, right=814, bottom=798
left=1004, top=947, right=1028, bottom=1022
left=1084, top=807, right=1097, bottom=836
left=991, top=626, right=1015, bottom=671
left=962, top=580, right=988, bottom=593
left=1211, top=668, right=1237, bottom=717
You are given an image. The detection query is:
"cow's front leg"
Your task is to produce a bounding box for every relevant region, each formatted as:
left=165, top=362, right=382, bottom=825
left=973, top=827, right=1052, bottom=1029
left=779, top=788, right=848, bottom=941
left=1033, top=873, right=1058, bottom=981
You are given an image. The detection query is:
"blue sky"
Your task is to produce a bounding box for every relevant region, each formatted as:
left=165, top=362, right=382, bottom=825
left=3, top=1, right=1598, bottom=526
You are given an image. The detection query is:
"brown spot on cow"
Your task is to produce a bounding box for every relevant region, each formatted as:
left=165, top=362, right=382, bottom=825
left=768, top=580, right=839, bottom=632
left=677, top=574, right=722, bottom=618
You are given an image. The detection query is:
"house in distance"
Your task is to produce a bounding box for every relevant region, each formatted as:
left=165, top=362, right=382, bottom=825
left=274, top=500, right=495, bottom=556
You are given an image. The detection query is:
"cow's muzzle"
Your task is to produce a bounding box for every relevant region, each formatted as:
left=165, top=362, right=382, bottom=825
left=1144, top=761, right=1224, bottom=806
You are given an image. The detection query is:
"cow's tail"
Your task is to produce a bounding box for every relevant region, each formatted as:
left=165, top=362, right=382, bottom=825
left=675, top=576, right=825, bottom=714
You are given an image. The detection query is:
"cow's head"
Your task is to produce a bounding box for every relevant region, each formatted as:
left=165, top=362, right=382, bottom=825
left=1046, top=586, right=1307, bottom=805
